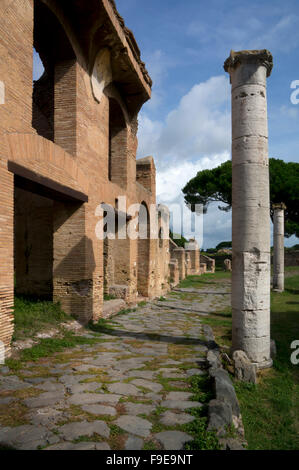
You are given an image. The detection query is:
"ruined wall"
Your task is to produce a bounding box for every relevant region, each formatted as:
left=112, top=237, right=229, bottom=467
left=0, top=0, right=34, bottom=354
left=0, top=0, right=156, bottom=350
left=280, top=251, right=299, bottom=267
left=0, top=0, right=193, bottom=356
left=200, top=254, right=215, bottom=273
left=169, top=259, right=180, bottom=287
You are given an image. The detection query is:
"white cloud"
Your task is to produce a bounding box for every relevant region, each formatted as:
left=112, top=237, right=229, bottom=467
left=137, top=75, right=232, bottom=248
left=156, top=154, right=229, bottom=203
left=138, top=75, right=231, bottom=166
left=156, top=157, right=231, bottom=249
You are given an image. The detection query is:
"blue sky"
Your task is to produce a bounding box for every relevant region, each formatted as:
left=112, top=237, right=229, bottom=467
left=115, top=0, right=299, bottom=248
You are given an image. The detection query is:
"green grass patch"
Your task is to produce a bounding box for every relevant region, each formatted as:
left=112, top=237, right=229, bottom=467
left=178, top=272, right=231, bottom=289
left=6, top=332, right=99, bottom=367
left=116, top=308, right=137, bottom=317
left=103, top=294, right=117, bottom=301
left=21, top=334, right=98, bottom=362
left=188, top=374, right=213, bottom=403
left=156, top=374, right=190, bottom=393
left=109, top=424, right=126, bottom=437
left=201, top=315, right=232, bottom=348
left=0, top=401, right=30, bottom=427
left=13, top=296, right=70, bottom=341
left=72, top=433, right=103, bottom=444
left=119, top=396, right=153, bottom=405
left=142, top=440, right=159, bottom=450
left=183, top=415, right=221, bottom=450
left=183, top=373, right=220, bottom=450
left=88, top=318, right=115, bottom=334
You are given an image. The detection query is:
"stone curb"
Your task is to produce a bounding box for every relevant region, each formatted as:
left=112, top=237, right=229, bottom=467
left=204, top=325, right=247, bottom=451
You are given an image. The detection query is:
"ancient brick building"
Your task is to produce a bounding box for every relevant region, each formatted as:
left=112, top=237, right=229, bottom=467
left=0, top=0, right=205, bottom=357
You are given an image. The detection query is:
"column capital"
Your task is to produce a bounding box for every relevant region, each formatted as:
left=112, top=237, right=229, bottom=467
left=224, top=49, right=273, bottom=77
left=272, top=202, right=287, bottom=211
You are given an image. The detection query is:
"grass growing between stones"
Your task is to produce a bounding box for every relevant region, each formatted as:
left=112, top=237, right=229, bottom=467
left=181, top=373, right=221, bottom=450
left=88, top=318, right=115, bottom=334
left=142, top=440, right=160, bottom=450
left=20, top=334, right=99, bottom=362
left=13, top=296, right=71, bottom=341
left=0, top=401, right=30, bottom=427
left=5, top=333, right=100, bottom=370
left=188, top=374, right=213, bottom=403
left=181, top=373, right=220, bottom=450
left=0, top=387, right=42, bottom=400
left=57, top=404, right=116, bottom=426
left=115, top=308, right=137, bottom=317
left=156, top=374, right=190, bottom=393
left=72, top=433, right=104, bottom=444
left=108, top=424, right=127, bottom=450
left=119, top=396, right=153, bottom=405
left=183, top=410, right=221, bottom=450
left=235, top=272, right=299, bottom=450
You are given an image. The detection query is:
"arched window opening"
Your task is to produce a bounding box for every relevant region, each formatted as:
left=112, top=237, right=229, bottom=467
left=137, top=202, right=150, bottom=297
left=33, top=48, right=44, bottom=82
left=109, top=98, right=128, bottom=187
left=159, top=227, right=163, bottom=249
left=32, top=0, right=76, bottom=150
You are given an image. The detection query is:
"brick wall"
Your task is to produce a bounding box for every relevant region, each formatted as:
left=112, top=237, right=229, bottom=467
left=0, top=0, right=201, bottom=355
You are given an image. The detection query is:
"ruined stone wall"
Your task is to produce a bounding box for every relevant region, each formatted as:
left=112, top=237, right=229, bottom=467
left=172, top=248, right=186, bottom=281
left=153, top=207, right=171, bottom=297
left=200, top=254, right=215, bottom=273
left=0, top=0, right=186, bottom=355
left=0, top=0, right=33, bottom=136
left=281, top=251, right=299, bottom=267
left=185, top=253, right=192, bottom=276
left=169, top=259, right=180, bottom=287
left=0, top=0, right=34, bottom=354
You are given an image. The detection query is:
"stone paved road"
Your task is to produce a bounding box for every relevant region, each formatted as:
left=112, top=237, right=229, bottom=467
left=0, top=277, right=231, bottom=450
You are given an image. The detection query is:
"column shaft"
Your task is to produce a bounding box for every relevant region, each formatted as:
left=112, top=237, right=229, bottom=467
left=273, top=204, right=285, bottom=292
left=224, top=50, right=273, bottom=368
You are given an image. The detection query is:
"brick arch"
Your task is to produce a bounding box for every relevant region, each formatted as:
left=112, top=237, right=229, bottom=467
left=108, top=97, right=128, bottom=187
left=137, top=201, right=150, bottom=297
left=5, top=134, right=89, bottom=199
left=37, top=0, right=83, bottom=65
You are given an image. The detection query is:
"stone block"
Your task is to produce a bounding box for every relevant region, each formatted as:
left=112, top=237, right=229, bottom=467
left=233, top=350, right=257, bottom=384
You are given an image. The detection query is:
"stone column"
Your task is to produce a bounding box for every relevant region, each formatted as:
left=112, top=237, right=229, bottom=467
left=224, top=50, right=273, bottom=369
left=272, top=203, right=286, bottom=292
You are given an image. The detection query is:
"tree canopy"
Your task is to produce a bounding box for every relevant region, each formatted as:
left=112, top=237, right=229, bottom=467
left=182, top=158, right=299, bottom=238
left=216, top=241, right=232, bottom=251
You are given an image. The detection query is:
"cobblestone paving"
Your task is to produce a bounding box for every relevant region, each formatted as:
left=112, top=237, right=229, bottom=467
left=0, top=278, right=231, bottom=450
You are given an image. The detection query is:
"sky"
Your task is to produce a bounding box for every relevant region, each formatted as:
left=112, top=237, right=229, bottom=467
left=115, top=0, right=299, bottom=248
left=33, top=0, right=299, bottom=249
